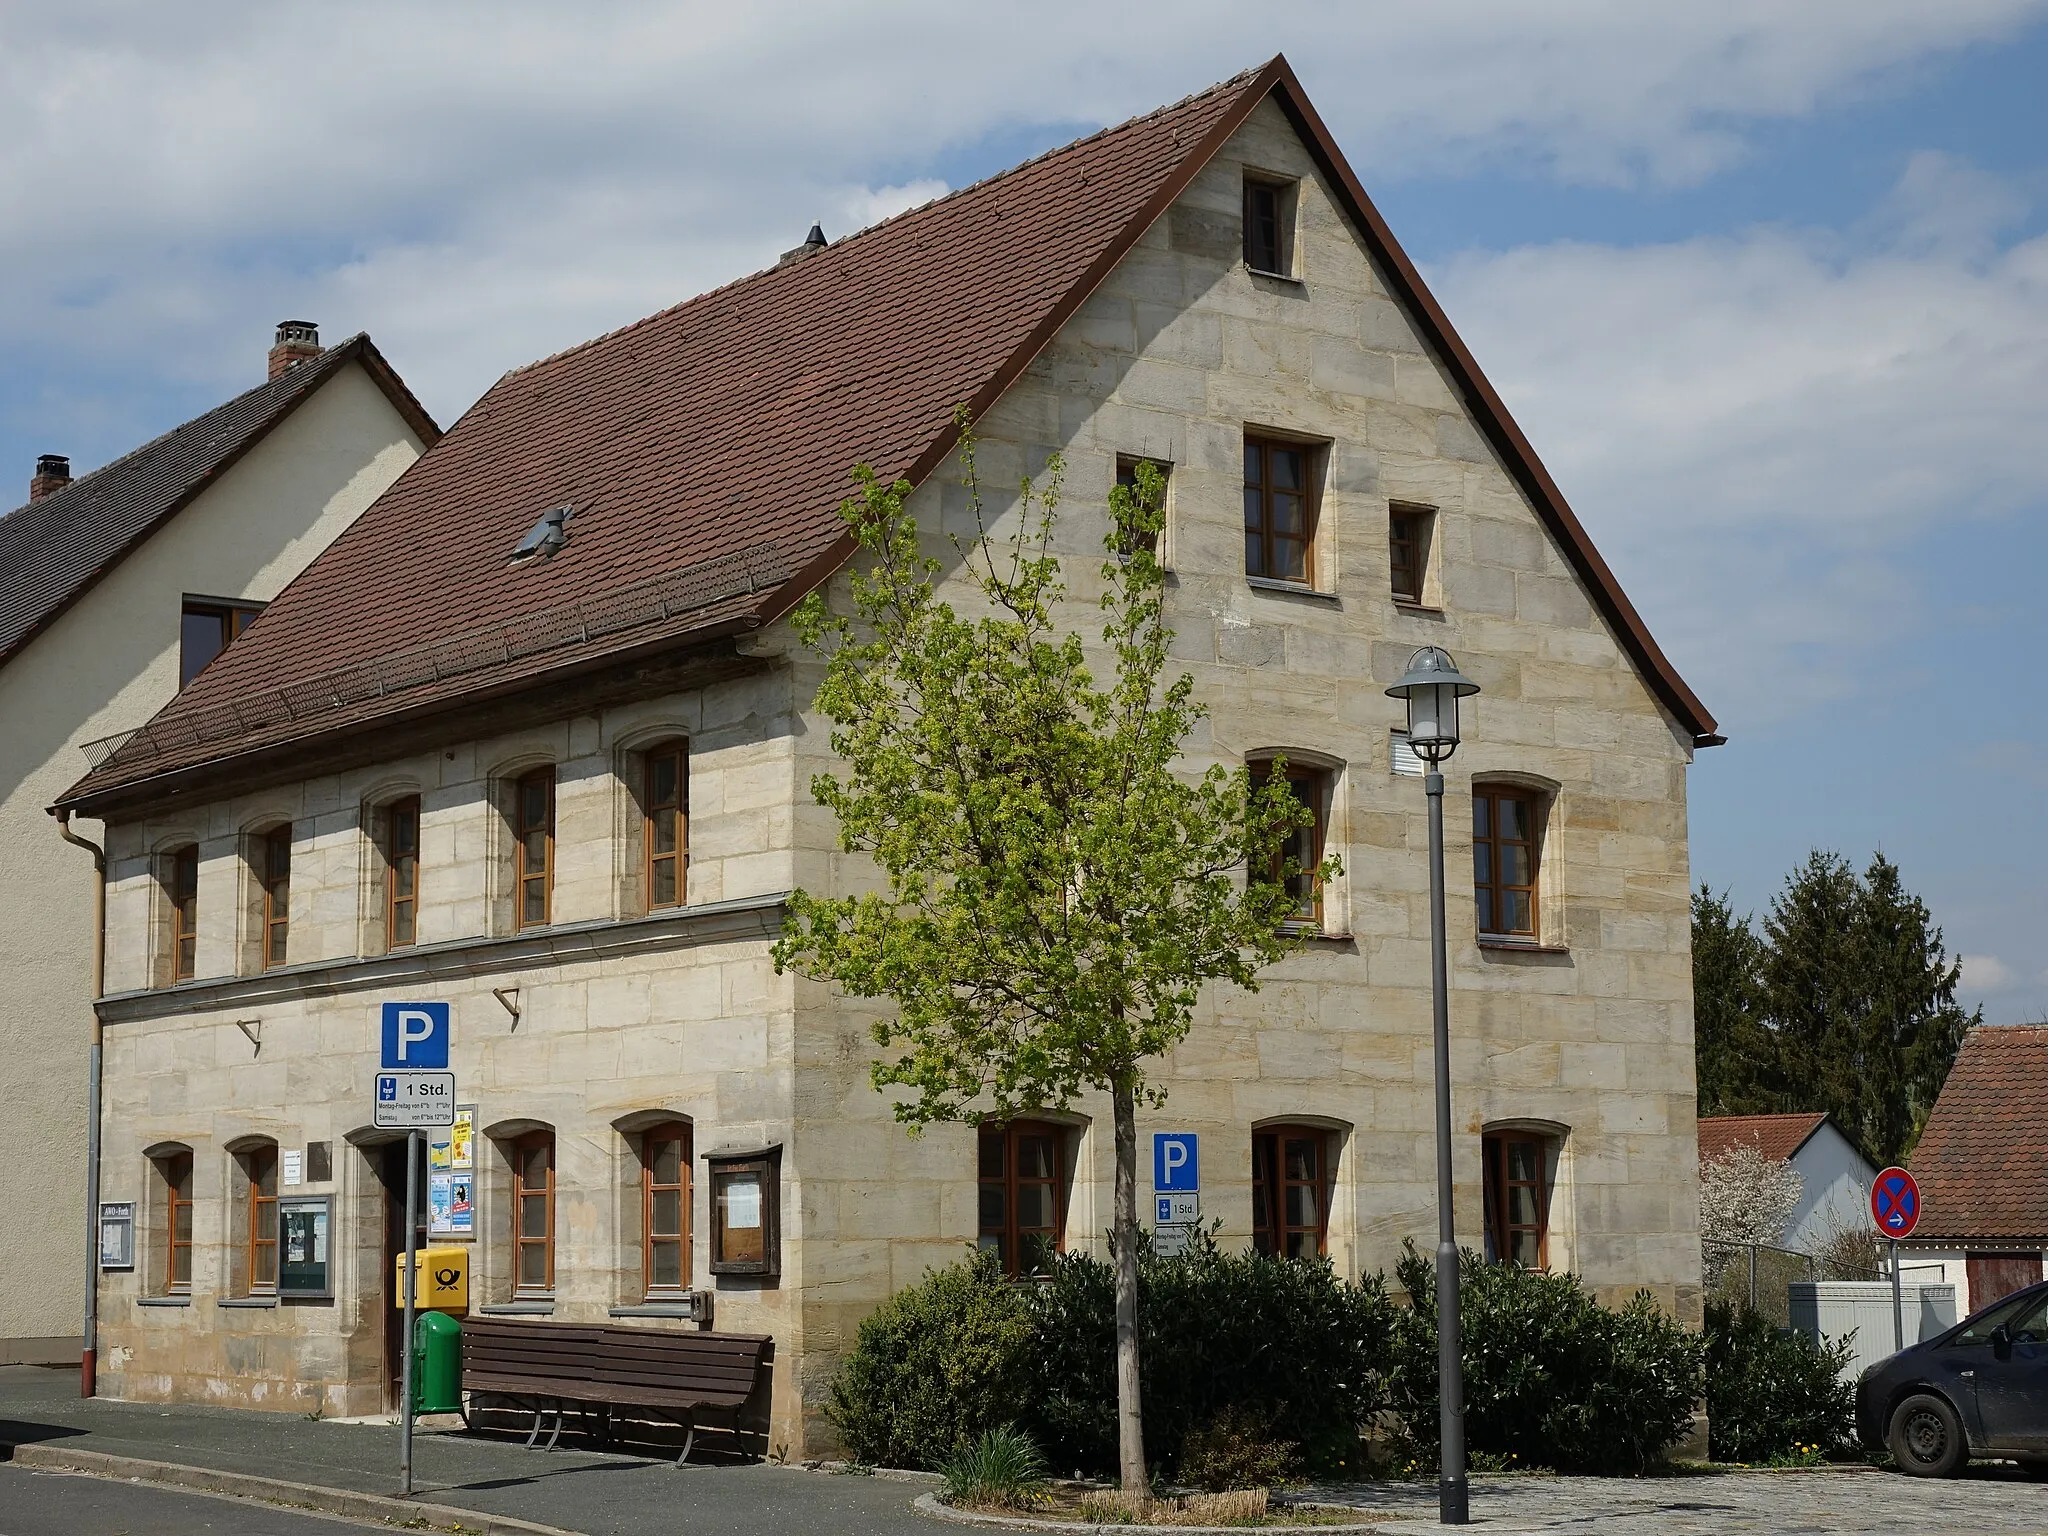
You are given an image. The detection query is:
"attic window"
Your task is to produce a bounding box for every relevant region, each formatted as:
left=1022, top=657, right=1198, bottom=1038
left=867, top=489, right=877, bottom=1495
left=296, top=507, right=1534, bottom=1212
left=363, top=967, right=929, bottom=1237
left=510, top=505, right=574, bottom=564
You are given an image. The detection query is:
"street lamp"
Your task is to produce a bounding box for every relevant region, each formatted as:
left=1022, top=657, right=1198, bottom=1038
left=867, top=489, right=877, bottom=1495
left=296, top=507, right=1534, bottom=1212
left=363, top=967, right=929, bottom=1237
left=1387, top=645, right=1481, bottom=1526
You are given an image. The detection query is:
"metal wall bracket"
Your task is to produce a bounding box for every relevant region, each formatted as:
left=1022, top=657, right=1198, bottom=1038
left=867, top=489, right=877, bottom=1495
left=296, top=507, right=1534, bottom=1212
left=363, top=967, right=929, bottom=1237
left=492, top=987, right=522, bottom=1027
left=232, top=1018, right=261, bottom=1055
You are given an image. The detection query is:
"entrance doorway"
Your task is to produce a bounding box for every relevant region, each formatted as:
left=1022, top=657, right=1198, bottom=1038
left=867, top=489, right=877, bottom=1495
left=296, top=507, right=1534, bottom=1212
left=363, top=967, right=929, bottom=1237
left=375, top=1136, right=430, bottom=1409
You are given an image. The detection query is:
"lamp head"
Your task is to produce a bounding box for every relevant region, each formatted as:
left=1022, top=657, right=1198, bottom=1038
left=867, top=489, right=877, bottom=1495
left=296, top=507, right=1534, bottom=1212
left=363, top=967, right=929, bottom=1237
left=1386, top=645, right=1480, bottom=764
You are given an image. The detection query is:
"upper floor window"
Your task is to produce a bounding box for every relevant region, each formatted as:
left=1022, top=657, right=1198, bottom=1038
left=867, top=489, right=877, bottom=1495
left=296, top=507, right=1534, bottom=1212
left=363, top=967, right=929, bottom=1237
left=1113, top=457, right=1171, bottom=559
left=385, top=797, right=421, bottom=948
left=978, top=1121, right=1064, bottom=1277
left=1473, top=785, right=1542, bottom=941
left=643, top=743, right=688, bottom=911
left=259, top=826, right=291, bottom=970
left=155, top=1147, right=194, bottom=1294
left=1483, top=1130, right=1554, bottom=1269
left=1253, top=1125, right=1329, bottom=1258
left=512, top=1130, right=555, bottom=1296
left=166, top=845, right=199, bottom=983
left=238, top=1142, right=279, bottom=1294
left=640, top=1120, right=692, bottom=1297
left=514, top=769, right=554, bottom=931
left=1250, top=759, right=1328, bottom=928
left=1243, top=176, right=1296, bottom=276
left=179, top=599, right=263, bottom=689
left=1243, top=436, right=1318, bottom=586
left=1389, top=504, right=1435, bottom=605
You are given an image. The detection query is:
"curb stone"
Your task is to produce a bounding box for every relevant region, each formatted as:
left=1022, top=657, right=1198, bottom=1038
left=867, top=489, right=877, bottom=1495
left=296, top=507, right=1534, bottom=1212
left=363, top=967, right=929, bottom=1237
left=910, top=1490, right=1402, bottom=1533
left=3, top=1443, right=579, bottom=1536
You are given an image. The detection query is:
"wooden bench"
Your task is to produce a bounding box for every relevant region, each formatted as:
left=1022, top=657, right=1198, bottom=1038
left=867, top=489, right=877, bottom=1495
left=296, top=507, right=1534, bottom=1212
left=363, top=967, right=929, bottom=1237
left=460, top=1316, right=774, bottom=1464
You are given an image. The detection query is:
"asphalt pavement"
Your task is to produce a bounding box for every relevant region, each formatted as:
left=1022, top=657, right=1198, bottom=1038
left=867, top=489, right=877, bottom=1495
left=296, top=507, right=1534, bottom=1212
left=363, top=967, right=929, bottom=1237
left=0, top=1463, right=386, bottom=1535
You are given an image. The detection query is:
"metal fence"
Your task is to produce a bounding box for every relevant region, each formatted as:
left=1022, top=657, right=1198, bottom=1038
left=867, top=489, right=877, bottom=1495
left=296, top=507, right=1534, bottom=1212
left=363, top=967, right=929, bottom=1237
left=1702, top=1239, right=1944, bottom=1328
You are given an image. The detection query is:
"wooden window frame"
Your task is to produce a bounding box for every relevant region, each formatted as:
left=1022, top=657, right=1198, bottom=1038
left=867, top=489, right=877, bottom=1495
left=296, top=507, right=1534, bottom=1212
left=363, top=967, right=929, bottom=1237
left=243, top=1143, right=279, bottom=1295
left=977, top=1121, right=1067, bottom=1278
left=1250, top=760, right=1327, bottom=928
left=179, top=599, right=263, bottom=689
left=706, top=1146, right=781, bottom=1278
left=168, top=845, right=199, bottom=983
left=1389, top=504, right=1433, bottom=605
left=642, top=741, right=688, bottom=913
left=1242, top=435, right=1319, bottom=587
left=513, top=768, right=555, bottom=931
left=1252, top=1126, right=1330, bottom=1259
left=1113, top=456, right=1171, bottom=560
left=1242, top=176, right=1295, bottom=276
left=1473, top=784, right=1542, bottom=941
left=385, top=796, right=421, bottom=950
left=640, top=1121, right=693, bottom=1298
left=259, top=826, right=291, bottom=971
left=511, top=1130, right=555, bottom=1296
left=160, top=1149, right=194, bottom=1294
left=1483, top=1131, right=1553, bottom=1269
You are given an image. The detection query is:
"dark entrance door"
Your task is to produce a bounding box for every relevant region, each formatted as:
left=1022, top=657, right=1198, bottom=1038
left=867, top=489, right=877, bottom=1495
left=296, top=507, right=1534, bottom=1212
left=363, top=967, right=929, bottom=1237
left=376, top=1137, right=429, bottom=1410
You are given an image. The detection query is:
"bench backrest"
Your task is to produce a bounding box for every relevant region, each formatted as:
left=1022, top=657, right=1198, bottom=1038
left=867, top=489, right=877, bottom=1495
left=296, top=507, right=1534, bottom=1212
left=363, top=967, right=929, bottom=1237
left=461, top=1318, right=609, bottom=1387
left=461, top=1316, right=773, bottom=1410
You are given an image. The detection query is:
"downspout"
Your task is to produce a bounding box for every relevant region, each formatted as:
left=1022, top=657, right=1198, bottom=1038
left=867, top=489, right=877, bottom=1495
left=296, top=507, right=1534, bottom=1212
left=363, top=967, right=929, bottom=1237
left=54, top=808, right=105, bottom=1399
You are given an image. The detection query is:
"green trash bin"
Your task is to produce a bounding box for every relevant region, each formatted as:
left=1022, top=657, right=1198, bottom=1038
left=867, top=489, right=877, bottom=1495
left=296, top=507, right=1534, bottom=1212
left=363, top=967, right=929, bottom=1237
left=412, top=1310, right=463, bottom=1416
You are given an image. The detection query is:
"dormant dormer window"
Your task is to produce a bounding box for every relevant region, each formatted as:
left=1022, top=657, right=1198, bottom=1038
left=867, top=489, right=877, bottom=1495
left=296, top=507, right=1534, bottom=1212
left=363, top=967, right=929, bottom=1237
left=509, top=504, right=574, bottom=564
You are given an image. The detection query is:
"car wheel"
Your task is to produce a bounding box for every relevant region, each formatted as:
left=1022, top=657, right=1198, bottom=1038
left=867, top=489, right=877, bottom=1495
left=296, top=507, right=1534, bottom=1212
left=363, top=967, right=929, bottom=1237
left=1888, top=1393, right=1967, bottom=1477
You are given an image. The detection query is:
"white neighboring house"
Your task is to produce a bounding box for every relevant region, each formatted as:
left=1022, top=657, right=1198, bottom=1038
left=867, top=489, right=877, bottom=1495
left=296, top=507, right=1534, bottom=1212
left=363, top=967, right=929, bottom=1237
left=1698, top=1112, right=1877, bottom=1256
left=0, top=324, right=436, bottom=1365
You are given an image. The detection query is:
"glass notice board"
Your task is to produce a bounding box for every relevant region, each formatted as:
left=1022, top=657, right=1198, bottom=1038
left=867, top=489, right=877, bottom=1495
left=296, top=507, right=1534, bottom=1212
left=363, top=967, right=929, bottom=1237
left=278, top=1194, right=333, bottom=1299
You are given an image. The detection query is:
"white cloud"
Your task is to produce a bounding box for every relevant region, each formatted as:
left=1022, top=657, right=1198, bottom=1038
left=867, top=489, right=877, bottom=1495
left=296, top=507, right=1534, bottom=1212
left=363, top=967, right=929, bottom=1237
left=1961, top=954, right=2016, bottom=994
left=1, top=0, right=2042, bottom=424
left=1429, top=165, right=2048, bottom=725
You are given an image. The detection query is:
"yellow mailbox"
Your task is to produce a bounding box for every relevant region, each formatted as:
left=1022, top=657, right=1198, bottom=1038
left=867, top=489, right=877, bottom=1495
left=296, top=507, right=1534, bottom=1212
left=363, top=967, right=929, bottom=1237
left=394, top=1245, right=469, bottom=1312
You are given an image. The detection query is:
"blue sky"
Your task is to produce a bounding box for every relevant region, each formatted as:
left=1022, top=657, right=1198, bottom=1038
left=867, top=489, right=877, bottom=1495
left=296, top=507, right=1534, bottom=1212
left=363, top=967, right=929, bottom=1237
left=3, top=2, right=2045, bottom=1017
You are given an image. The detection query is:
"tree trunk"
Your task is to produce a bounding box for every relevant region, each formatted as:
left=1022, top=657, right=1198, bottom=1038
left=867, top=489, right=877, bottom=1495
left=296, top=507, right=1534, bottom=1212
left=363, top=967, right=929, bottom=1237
left=1112, top=1074, right=1147, bottom=1492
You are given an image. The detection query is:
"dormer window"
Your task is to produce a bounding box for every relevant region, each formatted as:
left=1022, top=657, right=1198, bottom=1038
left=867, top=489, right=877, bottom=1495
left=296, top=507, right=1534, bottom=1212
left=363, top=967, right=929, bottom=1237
left=509, top=504, right=574, bottom=564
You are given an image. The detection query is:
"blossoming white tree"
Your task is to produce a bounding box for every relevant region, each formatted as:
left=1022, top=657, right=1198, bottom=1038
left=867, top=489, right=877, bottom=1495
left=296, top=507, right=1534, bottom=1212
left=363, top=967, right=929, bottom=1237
left=1699, top=1143, right=1805, bottom=1288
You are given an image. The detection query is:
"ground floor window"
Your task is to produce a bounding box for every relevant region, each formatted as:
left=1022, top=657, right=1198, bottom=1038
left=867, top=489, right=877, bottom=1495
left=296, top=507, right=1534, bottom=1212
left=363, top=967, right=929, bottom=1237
left=155, top=1148, right=194, bottom=1294
left=237, top=1142, right=279, bottom=1294
left=978, top=1122, right=1064, bottom=1277
left=1252, top=1126, right=1328, bottom=1258
left=640, top=1121, right=691, bottom=1296
left=512, top=1130, right=555, bottom=1295
left=1483, top=1130, right=1553, bottom=1268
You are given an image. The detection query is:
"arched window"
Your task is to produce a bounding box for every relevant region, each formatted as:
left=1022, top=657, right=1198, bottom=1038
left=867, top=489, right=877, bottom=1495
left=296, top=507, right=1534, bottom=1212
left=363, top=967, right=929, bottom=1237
left=642, top=741, right=688, bottom=911
left=977, top=1122, right=1065, bottom=1277
left=514, top=769, right=554, bottom=930
left=512, top=1129, right=555, bottom=1294
left=385, top=796, right=421, bottom=949
left=152, top=1146, right=195, bottom=1294
left=640, top=1121, right=692, bottom=1297
left=259, top=826, right=291, bottom=969
left=232, top=1140, right=280, bottom=1294
left=165, top=845, right=199, bottom=983
left=1253, top=1125, right=1330, bottom=1258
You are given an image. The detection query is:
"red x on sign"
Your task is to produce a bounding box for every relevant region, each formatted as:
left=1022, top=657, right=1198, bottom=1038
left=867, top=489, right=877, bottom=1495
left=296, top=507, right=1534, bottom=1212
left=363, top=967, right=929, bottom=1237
left=1871, top=1166, right=1921, bottom=1239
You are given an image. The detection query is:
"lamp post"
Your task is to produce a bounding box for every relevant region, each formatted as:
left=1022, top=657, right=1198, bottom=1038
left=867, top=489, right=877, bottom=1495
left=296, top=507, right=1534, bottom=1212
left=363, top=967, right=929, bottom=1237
left=1387, top=645, right=1481, bottom=1526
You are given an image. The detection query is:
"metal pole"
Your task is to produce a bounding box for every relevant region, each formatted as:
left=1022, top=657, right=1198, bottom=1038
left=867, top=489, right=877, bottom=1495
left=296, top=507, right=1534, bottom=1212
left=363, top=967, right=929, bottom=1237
left=401, top=1130, right=419, bottom=1496
left=1748, top=1243, right=1757, bottom=1312
left=1891, top=1239, right=1903, bottom=1354
left=1425, top=769, right=1467, bottom=1526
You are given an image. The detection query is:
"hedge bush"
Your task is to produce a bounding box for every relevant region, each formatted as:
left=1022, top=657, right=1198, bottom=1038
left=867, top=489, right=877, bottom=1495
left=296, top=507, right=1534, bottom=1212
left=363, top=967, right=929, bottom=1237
left=1702, top=1300, right=1856, bottom=1463
left=1387, top=1243, right=1704, bottom=1475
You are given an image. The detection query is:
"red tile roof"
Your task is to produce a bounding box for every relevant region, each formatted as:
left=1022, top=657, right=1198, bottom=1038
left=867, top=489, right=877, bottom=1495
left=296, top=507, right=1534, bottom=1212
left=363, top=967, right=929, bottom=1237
left=57, top=56, right=1715, bottom=816
left=0, top=336, right=435, bottom=673
left=1698, top=1112, right=1830, bottom=1165
left=1909, top=1026, right=2048, bottom=1241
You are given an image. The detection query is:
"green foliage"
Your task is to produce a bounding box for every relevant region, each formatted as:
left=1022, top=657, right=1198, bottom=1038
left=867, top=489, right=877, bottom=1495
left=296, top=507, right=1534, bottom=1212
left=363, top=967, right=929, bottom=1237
left=826, top=1249, right=1034, bottom=1470
left=827, top=1240, right=1396, bottom=1477
left=1388, top=1243, right=1704, bottom=1475
left=773, top=426, right=1330, bottom=1129
left=1178, top=1404, right=1300, bottom=1492
left=1702, top=1300, right=1856, bottom=1464
left=939, top=1425, right=1050, bottom=1510
left=1691, top=853, right=1976, bottom=1165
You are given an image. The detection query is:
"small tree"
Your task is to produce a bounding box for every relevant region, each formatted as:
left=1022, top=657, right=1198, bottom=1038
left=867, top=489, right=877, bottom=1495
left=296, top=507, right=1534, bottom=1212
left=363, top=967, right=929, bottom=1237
left=1699, top=1143, right=1804, bottom=1289
left=774, top=419, right=1334, bottom=1490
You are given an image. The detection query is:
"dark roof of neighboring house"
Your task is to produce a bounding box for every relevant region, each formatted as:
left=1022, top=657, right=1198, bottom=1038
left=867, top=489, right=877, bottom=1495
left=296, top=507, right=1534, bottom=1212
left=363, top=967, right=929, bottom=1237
left=57, top=55, right=1717, bottom=817
left=1910, top=1026, right=2048, bottom=1242
left=1698, top=1112, right=1832, bottom=1166
left=0, top=334, right=438, bottom=673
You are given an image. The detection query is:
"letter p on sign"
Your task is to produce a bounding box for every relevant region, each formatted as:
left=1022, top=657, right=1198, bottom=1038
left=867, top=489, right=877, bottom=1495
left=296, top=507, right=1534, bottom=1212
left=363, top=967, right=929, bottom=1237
left=380, top=1002, right=450, bottom=1069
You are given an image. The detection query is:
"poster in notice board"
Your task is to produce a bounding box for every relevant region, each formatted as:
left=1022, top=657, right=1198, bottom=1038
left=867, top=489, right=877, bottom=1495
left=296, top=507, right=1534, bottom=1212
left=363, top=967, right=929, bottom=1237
left=278, top=1195, right=333, bottom=1299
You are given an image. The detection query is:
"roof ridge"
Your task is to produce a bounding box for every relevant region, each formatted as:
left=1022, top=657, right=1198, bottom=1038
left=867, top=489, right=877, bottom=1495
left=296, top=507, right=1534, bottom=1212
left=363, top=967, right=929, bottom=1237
left=503, top=63, right=1270, bottom=383
left=4, top=339, right=357, bottom=520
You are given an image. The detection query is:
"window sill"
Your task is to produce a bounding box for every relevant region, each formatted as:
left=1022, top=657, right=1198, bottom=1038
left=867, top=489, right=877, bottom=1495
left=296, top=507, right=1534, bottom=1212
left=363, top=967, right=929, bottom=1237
left=1392, top=600, right=1445, bottom=617
left=1244, top=576, right=1338, bottom=603
left=139, top=1295, right=193, bottom=1307
left=1478, top=937, right=1571, bottom=956
left=479, top=1299, right=556, bottom=1315
left=1245, top=265, right=1305, bottom=288
left=218, top=1296, right=278, bottom=1309
left=610, top=1302, right=700, bottom=1319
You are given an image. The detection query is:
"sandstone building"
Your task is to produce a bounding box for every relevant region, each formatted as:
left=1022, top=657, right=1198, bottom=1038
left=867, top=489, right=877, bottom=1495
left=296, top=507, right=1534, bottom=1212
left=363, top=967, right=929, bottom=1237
left=56, top=60, right=1718, bottom=1450
left=0, top=327, right=436, bottom=1365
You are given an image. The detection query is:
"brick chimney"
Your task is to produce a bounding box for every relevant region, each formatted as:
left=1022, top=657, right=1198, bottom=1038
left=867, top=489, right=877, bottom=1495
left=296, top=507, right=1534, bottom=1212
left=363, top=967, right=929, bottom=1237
left=777, top=223, right=828, bottom=267
left=29, top=454, right=71, bottom=502
left=267, top=320, right=322, bottom=380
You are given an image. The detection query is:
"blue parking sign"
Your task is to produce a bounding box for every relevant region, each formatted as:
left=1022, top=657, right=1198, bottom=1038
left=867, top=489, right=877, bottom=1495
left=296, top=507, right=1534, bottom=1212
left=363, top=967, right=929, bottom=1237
left=380, top=1002, right=450, bottom=1068
left=1153, top=1132, right=1198, bottom=1193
